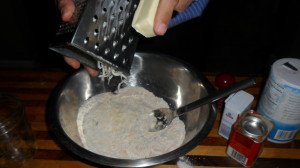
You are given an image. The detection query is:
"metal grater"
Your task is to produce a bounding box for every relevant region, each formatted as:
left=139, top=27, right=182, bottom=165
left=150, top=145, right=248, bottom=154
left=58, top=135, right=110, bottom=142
left=50, top=0, right=140, bottom=75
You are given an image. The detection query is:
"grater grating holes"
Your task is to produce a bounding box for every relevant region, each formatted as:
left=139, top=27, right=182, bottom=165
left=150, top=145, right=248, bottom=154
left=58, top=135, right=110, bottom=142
left=84, top=37, right=89, bottom=44
left=128, top=37, right=133, bottom=43
left=120, top=33, right=125, bottom=39
left=93, top=15, right=98, bottom=22
left=102, top=22, right=107, bottom=28
left=68, top=0, right=139, bottom=73
left=51, top=0, right=140, bottom=75
left=103, top=36, right=108, bottom=42
left=105, top=48, right=110, bottom=55
left=94, top=29, right=99, bottom=36
left=94, top=43, right=99, bottom=50
left=112, top=27, right=116, bottom=34
left=113, top=40, right=118, bottom=47
left=113, top=54, right=119, bottom=59
left=121, top=45, right=127, bottom=51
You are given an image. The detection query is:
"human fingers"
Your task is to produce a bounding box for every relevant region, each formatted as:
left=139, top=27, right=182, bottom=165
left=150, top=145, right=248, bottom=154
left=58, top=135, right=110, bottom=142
left=174, top=0, right=193, bottom=12
left=85, top=66, right=99, bottom=77
left=58, top=0, right=75, bottom=22
left=154, top=0, right=179, bottom=36
left=64, top=57, right=99, bottom=76
left=64, top=56, right=80, bottom=69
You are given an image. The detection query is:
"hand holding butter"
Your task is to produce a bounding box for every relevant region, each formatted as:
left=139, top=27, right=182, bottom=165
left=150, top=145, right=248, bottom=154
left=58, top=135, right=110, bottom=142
left=132, top=0, right=209, bottom=37
left=132, top=0, right=160, bottom=38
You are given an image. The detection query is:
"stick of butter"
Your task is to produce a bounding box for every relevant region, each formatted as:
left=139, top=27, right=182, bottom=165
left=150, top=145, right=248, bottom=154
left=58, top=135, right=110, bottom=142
left=132, top=0, right=159, bottom=38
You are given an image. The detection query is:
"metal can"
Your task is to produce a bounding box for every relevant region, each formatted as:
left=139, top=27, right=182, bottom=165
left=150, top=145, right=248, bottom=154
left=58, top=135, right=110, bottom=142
left=257, top=58, right=300, bottom=143
left=226, top=110, right=273, bottom=167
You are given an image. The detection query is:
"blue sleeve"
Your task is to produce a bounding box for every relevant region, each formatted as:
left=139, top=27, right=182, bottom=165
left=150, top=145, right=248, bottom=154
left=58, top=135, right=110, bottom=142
left=169, top=0, right=210, bottom=28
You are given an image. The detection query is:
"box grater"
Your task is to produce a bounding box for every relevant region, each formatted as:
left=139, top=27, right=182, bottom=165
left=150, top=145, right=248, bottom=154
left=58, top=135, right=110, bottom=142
left=50, top=0, right=140, bottom=75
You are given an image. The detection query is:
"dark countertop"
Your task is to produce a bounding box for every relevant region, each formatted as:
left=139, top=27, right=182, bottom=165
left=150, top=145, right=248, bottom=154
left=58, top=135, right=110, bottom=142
left=1, top=69, right=299, bottom=168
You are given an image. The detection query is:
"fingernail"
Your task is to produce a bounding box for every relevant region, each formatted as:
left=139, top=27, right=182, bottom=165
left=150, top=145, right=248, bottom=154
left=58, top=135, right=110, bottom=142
left=156, top=23, right=167, bottom=35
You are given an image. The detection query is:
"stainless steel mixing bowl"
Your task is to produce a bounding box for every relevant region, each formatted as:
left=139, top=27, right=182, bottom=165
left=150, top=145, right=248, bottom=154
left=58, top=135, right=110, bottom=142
left=48, top=52, right=217, bottom=167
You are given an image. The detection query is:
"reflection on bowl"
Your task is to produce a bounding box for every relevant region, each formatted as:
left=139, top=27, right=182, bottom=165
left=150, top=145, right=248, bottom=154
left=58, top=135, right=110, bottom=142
left=48, top=52, right=217, bottom=167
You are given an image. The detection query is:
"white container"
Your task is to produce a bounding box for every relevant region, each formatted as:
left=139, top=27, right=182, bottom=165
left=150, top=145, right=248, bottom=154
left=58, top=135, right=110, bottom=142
left=257, top=58, right=300, bottom=143
left=219, top=90, right=254, bottom=140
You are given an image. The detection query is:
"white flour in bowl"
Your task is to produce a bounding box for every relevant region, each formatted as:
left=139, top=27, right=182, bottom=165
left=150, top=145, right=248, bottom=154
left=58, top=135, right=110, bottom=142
left=77, top=87, right=186, bottom=159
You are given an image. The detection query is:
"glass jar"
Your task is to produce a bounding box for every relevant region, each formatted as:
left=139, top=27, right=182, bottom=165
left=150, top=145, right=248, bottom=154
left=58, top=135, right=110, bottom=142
left=0, top=93, right=36, bottom=168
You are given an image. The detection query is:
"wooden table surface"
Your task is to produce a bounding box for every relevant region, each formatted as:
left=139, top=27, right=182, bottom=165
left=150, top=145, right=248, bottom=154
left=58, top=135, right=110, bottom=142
left=1, top=69, right=299, bottom=168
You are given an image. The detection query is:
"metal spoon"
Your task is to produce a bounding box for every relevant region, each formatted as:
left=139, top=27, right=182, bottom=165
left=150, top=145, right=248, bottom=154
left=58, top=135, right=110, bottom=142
left=149, top=77, right=256, bottom=132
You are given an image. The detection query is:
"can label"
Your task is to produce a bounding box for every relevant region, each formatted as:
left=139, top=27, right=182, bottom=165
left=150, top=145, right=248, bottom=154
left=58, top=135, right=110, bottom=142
left=227, top=145, right=248, bottom=166
left=257, top=59, right=300, bottom=143
left=227, top=131, right=262, bottom=167
left=258, top=74, right=300, bottom=123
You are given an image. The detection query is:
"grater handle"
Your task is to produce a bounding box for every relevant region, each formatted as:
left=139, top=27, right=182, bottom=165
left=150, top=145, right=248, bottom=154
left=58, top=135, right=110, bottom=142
left=168, top=0, right=209, bottom=28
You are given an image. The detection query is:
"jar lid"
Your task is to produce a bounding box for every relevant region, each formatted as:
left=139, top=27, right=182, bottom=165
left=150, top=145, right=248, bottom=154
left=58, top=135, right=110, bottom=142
left=239, top=111, right=274, bottom=143
left=272, top=58, right=300, bottom=88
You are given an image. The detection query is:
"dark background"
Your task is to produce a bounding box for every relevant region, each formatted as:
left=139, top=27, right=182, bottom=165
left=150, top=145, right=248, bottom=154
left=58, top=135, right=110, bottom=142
left=1, top=0, right=300, bottom=75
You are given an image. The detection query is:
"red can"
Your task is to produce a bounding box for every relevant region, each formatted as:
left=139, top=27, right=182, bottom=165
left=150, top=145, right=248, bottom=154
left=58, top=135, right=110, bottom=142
left=226, top=110, right=273, bottom=167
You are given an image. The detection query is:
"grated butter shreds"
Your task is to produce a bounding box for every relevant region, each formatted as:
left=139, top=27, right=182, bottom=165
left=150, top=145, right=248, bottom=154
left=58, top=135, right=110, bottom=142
left=97, top=61, right=128, bottom=91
